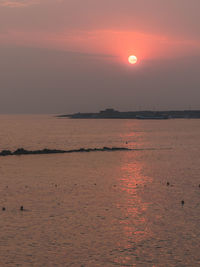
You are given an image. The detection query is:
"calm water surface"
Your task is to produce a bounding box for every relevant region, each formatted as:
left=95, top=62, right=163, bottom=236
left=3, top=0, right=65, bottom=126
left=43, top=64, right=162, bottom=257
left=0, top=115, right=200, bottom=266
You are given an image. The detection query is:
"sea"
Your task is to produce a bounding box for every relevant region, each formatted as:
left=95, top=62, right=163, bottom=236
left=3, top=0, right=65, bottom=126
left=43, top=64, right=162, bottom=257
left=0, top=115, right=200, bottom=267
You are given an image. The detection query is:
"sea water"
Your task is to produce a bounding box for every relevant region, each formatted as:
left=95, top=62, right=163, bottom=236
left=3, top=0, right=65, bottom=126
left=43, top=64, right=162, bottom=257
left=0, top=115, right=200, bottom=266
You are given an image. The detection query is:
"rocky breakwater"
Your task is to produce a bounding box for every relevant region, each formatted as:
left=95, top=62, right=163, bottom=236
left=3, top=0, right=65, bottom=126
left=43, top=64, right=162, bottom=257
left=0, top=147, right=131, bottom=157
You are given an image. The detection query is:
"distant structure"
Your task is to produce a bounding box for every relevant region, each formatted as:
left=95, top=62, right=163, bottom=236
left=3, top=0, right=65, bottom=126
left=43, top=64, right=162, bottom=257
left=58, top=108, right=200, bottom=119
left=100, top=108, right=120, bottom=116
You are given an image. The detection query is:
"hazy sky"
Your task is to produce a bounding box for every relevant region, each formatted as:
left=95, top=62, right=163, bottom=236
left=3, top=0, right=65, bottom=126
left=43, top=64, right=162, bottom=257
left=0, top=0, right=200, bottom=113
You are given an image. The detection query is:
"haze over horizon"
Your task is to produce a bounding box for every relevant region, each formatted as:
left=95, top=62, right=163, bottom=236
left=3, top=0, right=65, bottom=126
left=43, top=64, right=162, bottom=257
left=0, top=0, right=200, bottom=113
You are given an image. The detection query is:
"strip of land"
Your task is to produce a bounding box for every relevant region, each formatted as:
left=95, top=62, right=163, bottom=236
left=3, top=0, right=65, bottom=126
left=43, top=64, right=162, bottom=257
left=58, top=108, right=200, bottom=119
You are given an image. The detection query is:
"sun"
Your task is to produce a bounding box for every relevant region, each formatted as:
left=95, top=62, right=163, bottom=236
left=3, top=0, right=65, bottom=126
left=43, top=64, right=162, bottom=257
left=128, top=55, right=137, bottom=64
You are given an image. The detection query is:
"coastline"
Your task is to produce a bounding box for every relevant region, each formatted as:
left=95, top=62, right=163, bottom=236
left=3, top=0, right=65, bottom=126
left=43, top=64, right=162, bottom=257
left=58, top=108, right=200, bottom=119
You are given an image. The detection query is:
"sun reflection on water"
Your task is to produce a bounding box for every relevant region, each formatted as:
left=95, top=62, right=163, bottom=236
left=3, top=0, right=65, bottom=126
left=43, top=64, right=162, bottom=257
left=114, top=154, right=153, bottom=266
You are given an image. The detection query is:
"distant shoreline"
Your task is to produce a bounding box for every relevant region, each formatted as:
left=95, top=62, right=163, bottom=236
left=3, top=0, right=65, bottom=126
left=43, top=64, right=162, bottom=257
left=57, top=108, right=200, bottom=119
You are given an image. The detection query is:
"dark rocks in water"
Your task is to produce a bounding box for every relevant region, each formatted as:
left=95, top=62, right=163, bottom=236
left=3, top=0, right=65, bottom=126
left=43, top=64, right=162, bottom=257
left=103, top=147, right=110, bottom=151
left=14, top=148, right=30, bottom=155
left=110, top=147, right=122, bottom=151
left=78, top=148, right=86, bottom=152
left=0, top=146, right=131, bottom=157
left=20, top=206, right=24, bottom=211
left=167, top=182, right=170, bottom=186
left=181, top=200, right=185, bottom=205
left=114, top=147, right=129, bottom=151
left=41, top=148, right=65, bottom=154
left=0, top=150, right=12, bottom=156
left=13, top=148, right=66, bottom=155
left=2, top=207, right=6, bottom=211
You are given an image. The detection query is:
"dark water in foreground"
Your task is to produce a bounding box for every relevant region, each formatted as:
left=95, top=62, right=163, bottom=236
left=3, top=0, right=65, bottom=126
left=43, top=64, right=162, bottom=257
left=0, top=115, right=200, bottom=266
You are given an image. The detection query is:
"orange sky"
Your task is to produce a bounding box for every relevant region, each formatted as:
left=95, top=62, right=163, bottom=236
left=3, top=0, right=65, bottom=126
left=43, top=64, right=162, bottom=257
left=0, top=0, right=200, bottom=113
left=0, top=0, right=200, bottom=63
left=1, top=29, right=200, bottom=64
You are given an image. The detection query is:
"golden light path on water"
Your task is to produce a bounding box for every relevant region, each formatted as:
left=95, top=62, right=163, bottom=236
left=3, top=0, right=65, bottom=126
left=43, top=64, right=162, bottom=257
left=113, top=144, right=153, bottom=266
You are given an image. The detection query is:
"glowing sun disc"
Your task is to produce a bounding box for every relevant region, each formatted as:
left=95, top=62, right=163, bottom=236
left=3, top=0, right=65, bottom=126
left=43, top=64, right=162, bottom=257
left=128, top=55, right=137, bottom=64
